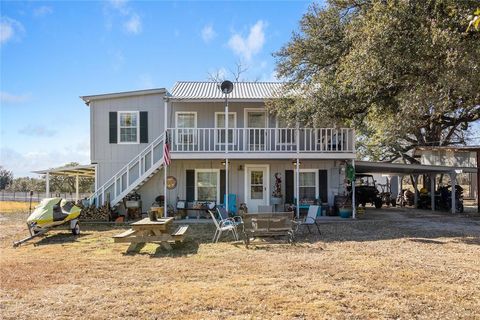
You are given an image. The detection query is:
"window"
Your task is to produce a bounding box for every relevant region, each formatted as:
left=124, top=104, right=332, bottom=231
left=195, top=169, right=220, bottom=202
left=175, top=112, right=197, bottom=145
left=276, top=116, right=296, bottom=145
left=296, top=170, right=319, bottom=202
left=118, top=111, right=139, bottom=143
left=215, top=112, right=236, bottom=145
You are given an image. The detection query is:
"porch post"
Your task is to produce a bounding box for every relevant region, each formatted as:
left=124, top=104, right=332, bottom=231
left=430, top=174, right=435, bottom=211
left=413, top=175, right=418, bottom=208
left=352, top=159, right=356, bottom=219
left=75, top=174, right=79, bottom=202
left=450, top=171, right=456, bottom=214
left=296, top=158, right=300, bottom=219
left=225, top=93, right=229, bottom=213
left=46, top=172, right=50, bottom=198
left=164, top=97, right=169, bottom=217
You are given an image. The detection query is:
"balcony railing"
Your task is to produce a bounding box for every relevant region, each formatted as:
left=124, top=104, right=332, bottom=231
left=167, top=128, right=354, bottom=153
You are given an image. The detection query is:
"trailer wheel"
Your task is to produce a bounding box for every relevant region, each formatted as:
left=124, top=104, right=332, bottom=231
left=71, top=222, right=80, bottom=235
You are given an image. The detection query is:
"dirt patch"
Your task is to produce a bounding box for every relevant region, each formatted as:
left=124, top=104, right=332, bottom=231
left=1, top=209, right=479, bottom=319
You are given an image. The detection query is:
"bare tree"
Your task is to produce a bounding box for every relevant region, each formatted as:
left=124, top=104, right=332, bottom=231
left=207, top=60, right=256, bottom=83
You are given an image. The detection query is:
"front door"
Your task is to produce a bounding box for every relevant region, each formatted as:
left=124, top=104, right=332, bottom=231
left=245, top=165, right=269, bottom=213
left=246, top=110, right=266, bottom=151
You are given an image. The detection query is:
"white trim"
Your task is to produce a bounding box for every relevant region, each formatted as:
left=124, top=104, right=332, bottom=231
left=214, top=112, right=237, bottom=146
left=244, top=108, right=268, bottom=128
left=118, top=111, right=140, bottom=144
left=194, top=168, right=220, bottom=203
left=294, top=169, right=319, bottom=201
left=244, top=164, right=270, bottom=208
left=175, top=111, right=198, bottom=145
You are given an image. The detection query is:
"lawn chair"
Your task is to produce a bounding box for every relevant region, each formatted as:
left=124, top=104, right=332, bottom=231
left=294, top=205, right=321, bottom=234
left=208, top=210, right=239, bottom=243
left=217, top=207, right=243, bottom=227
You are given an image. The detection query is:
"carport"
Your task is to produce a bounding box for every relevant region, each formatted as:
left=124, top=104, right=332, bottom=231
left=33, top=164, right=97, bottom=202
left=355, top=161, right=478, bottom=214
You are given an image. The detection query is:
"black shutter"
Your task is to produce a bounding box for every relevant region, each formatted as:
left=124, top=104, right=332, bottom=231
left=109, top=112, right=117, bottom=144
left=285, top=170, right=294, bottom=204
left=220, top=170, right=226, bottom=205
left=319, top=170, right=328, bottom=203
left=186, top=170, right=195, bottom=202
left=139, top=111, right=148, bottom=143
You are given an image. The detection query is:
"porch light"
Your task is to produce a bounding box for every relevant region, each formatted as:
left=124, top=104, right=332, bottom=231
left=292, top=160, right=302, bottom=166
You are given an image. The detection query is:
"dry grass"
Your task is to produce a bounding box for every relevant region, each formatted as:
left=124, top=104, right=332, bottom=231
left=1, top=208, right=479, bottom=319
left=0, top=201, right=38, bottom=214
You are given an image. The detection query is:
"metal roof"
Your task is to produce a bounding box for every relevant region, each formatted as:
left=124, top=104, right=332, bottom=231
left=80, top=88, right=167, bottom=106
left=170, top=81, right=283, bottom=101
left=33, top=164, right=96, bottom=178
left=355, top=161, right=477, bottom=175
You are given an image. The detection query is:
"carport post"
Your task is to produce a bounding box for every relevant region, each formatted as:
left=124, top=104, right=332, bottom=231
left=413, top=175, right=418, bottom=208
left=450, top=171, right=456, bottom=214
left=430, top=174, right=435, bottom=211
left=352, top=159, right=356, bottom=219
left=75, top=174, right=79, bottom=202
left=398, top=175, right=403, bottom=203
left=46, top=172, right=50, bottom=198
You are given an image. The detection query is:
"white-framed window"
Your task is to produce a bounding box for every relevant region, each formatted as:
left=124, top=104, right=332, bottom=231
left=195, top=169, right=220, bottom=202
left=175, top=112, right=197, bottom=145
left=295, top=169, right=319, bottom=202
left=118, top=111, right=140, bottom=144
left=276, top=116, right=296, bottom=145
left=214, top=112, right=236, bottom=145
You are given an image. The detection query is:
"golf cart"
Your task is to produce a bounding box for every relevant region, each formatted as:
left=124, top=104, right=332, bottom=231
left=354, top=174, right=383, bottom=209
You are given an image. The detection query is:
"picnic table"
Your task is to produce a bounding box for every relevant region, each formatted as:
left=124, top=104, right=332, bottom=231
left=113, top=217, right=188, bottom=252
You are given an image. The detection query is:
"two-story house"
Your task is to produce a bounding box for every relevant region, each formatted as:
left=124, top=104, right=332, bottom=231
left=81, top=82, right=355, bottom=215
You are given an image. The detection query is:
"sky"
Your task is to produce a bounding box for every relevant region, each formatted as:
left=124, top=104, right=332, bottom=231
left=0, top=0, right=312, bottom=177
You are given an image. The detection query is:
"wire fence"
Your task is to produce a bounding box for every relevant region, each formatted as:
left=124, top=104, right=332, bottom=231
left=0, top=191, right=92, bottom=202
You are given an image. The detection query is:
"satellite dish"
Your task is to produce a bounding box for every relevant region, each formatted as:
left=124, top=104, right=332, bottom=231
left=220, top=80, right=234, bottom=94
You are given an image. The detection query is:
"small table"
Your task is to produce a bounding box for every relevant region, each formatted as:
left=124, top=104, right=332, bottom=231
left=113, top=217, right=188, bottom=252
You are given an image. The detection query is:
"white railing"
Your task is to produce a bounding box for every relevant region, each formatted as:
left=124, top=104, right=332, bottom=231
left=167, top=128, right=354, bottom=153
left=89, top=133, right=165, bottom=207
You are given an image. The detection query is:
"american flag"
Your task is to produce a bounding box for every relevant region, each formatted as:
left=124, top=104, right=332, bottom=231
left=163, top=133, right=171, bottom=166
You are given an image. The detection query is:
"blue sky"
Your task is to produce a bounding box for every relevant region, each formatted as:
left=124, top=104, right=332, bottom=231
left=0, top=0, right=312, bottom=177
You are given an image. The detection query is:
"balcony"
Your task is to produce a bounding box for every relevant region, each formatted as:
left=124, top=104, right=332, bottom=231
left=167, top=128, right=355, bottom=159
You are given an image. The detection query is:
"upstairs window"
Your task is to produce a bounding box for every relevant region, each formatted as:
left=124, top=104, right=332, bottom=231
left=118, top=111, right=139, bottom=144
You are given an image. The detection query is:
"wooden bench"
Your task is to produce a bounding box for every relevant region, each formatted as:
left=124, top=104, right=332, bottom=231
left=113, top=229, right=137, bottom=242
left=241, top=212, right=295, bottom=247
left=171, top=225, right=189, bottom=242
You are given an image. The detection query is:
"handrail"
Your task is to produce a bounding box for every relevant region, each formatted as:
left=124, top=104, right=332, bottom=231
left=89, top=133, right=165, bottom=207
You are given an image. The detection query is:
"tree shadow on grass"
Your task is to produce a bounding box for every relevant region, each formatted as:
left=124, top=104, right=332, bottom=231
left=122, top=238, right=200, bottom=258
left=34, top=232, right=90, bottom=246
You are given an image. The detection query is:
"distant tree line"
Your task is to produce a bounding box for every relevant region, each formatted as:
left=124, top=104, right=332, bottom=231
left=0, top=164, right=94, bottom=193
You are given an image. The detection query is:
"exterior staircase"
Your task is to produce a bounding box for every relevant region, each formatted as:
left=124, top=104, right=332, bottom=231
left=89, top=133, right=165, bottom=208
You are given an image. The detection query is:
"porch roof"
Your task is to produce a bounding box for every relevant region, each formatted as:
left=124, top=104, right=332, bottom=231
left=355, top=160, right=478, bottom=175
left=33, top=164, right=96, bottom=178
left=170, top=81, right=283, bottom=102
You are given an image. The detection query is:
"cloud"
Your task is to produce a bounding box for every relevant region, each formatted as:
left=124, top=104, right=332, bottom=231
left=0, top=16, right=25, bottom=45
left=228, top=20, right=267, bottom=61
left=18, top=125, right=56, bottom=137
left=0, top=91, right=30, bottom=104
left=1, top=146, right=90, bottom=178
left=124, top=13, right=142, bottom=34
left=33, top=6, right=53, bottom=17
left=201, top=24, right=216, bottom=43
left=105, top=0, right=142, bottom=35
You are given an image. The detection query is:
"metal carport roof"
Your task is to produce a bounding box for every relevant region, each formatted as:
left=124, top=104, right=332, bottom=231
left=355, top=161, right=478, bottom=175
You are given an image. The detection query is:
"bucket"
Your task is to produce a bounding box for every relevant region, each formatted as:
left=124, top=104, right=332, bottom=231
left=338, top=207, right=352, bottom=218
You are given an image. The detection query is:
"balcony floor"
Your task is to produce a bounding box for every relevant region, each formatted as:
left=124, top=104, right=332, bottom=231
left=171, top=152, right=356, bottom=160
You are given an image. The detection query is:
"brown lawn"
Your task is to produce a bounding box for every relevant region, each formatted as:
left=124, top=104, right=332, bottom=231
left=0, top=208, right=479, bottom=319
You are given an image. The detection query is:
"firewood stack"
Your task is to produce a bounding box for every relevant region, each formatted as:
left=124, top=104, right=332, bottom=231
left=76, top=201, right=111, bottom=221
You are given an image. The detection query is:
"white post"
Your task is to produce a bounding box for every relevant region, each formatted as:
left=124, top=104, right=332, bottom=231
left=75, top=174, right=79, bottom=202
left=430, top=174, right=435, bottom=211
left=451, top=171, right=456, bottom=214
left=413, top=175, right=418, bottom=208
left=225, top=93, right=229, bottom=213
left=398, top=175, right=403, bottom=199
left=163, top=165, right=168, bottom=217
left=164, top=97, right=168, bottom=133
left=352, top=159, right=356, bottom=219
left=295, top=158, right=300, bottom=219
left=46, top=172, right=50, bottom=198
